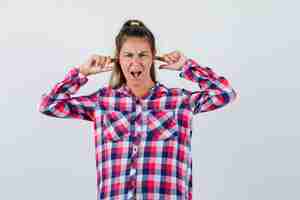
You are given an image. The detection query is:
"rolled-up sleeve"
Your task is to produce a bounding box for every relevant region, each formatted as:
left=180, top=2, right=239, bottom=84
left=38, top=67, right=98, bottom=121
left=179, top=58, right=237, bottom=114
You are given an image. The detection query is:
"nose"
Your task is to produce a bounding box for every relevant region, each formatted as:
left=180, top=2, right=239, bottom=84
left=131, top=56, right=142, bottom=65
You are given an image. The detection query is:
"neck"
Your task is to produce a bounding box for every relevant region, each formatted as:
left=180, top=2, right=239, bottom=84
left=127, top=79, right=156, bottom=98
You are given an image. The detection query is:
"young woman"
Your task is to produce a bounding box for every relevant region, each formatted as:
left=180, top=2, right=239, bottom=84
left=38, top=19, right=237, bottom=200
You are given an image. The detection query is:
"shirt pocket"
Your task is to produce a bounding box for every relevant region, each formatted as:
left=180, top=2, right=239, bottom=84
left=102, top=110, right=131, bottom=142
left=146, top=109, right=178, bottom=141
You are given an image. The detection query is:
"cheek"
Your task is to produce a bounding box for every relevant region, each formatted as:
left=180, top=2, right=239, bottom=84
left=119, top=58, right=125, bottom=66
left=119, top=65, right=131, bottom=79
left=119, top=59, right=128, bottom=70
left=120, top=59, right=131, bottom=70
left=147, top=61, right=153, bottom=70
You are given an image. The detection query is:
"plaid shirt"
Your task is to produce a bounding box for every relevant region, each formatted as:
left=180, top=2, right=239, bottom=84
left=38, top=58, right=237, bottom=200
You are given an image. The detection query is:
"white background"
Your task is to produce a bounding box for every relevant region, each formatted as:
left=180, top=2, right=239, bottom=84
left=1, top=0, right=299, bottom=199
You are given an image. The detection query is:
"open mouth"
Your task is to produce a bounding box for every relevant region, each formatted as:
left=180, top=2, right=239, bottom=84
left=130, top=71, right=142, bottom=78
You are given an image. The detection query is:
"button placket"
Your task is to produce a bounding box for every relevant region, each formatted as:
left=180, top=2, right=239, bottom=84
left=136, top=100, right=142, bottom=129
left=127, top=97, right=144, bottom=197
left=129, top=141, right=138, bottom=194
left=128, top=171, right=137, bottom=195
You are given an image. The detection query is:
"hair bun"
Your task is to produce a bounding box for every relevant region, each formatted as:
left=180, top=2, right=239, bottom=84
left=130, top=21, right=140, bottom=26
left=123, top=19, right=145, bottom=28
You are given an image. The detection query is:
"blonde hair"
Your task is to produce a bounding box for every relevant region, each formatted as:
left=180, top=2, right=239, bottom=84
left=109, top=19, right=157, bottom=89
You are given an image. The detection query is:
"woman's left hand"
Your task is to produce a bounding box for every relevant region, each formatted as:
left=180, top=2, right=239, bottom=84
left=158, top=50, right=188, bottom=71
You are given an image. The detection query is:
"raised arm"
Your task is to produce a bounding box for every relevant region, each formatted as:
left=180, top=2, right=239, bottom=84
left=38, top=55, right=114, bottom=121
left=179, top=58, right=237, bottom=115
left=38, top=67, right=99, bottom=121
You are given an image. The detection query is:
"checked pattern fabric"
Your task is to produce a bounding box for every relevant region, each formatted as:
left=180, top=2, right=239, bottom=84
left=38, top=58, right=237, bottom=199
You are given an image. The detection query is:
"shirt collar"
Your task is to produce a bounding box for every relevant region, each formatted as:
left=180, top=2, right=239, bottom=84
left=118, top=82, right=168, bottom=99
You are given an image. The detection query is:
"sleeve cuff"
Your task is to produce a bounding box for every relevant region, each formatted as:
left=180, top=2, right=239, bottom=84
left=68, top=67, right=88, bottom=85
left=179, top=58, right=197, bottom=78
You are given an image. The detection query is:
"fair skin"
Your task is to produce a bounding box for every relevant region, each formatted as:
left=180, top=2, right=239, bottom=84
left=79, top=37, right=187, bottom=98
left=118, top=37, right=155, bottom=97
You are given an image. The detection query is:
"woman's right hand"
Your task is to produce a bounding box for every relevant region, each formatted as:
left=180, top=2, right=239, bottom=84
left=79, top=55, right=114, bottom=76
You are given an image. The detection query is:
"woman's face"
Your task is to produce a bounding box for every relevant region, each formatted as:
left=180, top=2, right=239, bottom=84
left=119, top=37, right=154, bottom=84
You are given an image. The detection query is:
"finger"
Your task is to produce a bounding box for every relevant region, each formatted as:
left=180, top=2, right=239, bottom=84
left=105, top=56, right=111, bottom=64
left=94, top=56, right=100, bottom=67
left=100, top=58, right=113, bottom=72
left=166, top=55, right=175, bottom=63
left=102, top=65, right=114, bottom=72
left=168, top=55, right=176, bottom=63
left=86, top=59, right=93, bottom=68
left=108, top=56, right=115, bottom=66
left=155, top=56, right=165, bottom=62
left=88, top=56, right=96, bottom=67
left=106, top=56, right=113, bottom=66
left=162, top=54, right=171, bottom=63
left=170, top=52, right=179, bottom=62
left=104, top=57, right=113, bottom=70
left=102, top=57, right=108, bottom=71
left=99, top=56, right=105, bottom=69
left=98, top=57, right=107, bottom=72
left=159, top=63, right=178, bottom=70
left=92, top=55, right=100, bottom=66
left=173, top=51, right=181, bottom=60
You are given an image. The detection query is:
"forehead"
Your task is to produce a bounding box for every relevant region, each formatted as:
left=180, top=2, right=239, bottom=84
left=120, top=37, right=151, bottom=53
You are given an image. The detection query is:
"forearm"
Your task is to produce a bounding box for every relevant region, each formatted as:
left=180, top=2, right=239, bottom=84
left=38, top=67, right=97, bottom=121
left=179, top=58, right=237, bottom=114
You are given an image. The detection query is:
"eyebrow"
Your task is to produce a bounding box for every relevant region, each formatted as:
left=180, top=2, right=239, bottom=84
left=123, top=51, right=150, bottom=54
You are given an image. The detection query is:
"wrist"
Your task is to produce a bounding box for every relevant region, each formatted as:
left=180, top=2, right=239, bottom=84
left=78, top=66, right=89, bottom=77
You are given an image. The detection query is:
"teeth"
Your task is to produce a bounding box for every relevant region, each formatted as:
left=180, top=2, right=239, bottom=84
left=131, top=71, right=142, bottom=77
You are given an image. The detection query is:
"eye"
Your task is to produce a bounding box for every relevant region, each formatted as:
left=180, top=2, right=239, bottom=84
left=124, top=54, right=133, bottom=57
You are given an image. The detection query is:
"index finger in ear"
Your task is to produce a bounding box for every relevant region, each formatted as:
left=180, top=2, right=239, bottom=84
left=106, top=56, right=111, bottom=63
left=105, top=57, right=114, bottom=66
left=155, top=56, right=165, bottom=62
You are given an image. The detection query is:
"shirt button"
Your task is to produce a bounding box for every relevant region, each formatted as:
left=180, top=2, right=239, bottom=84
left=133, top=146, right=138, bottom=153
left=128, top=191, right=136, bottom=200
left=129, top=167, right=137, bottom=176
